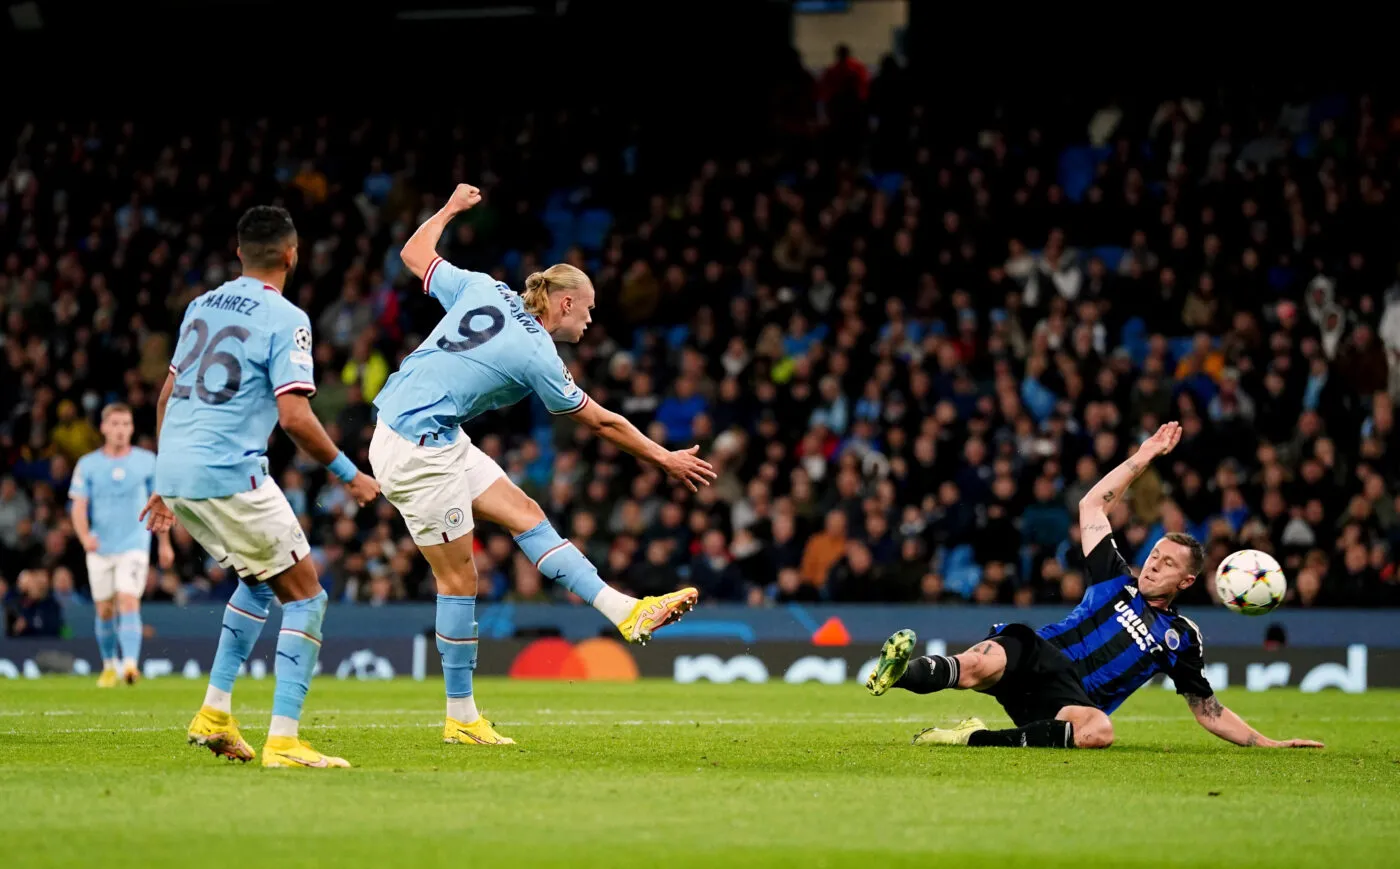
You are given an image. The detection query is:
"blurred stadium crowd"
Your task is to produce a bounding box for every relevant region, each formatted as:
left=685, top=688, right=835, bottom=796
left=5, top=52, right=1400, bottom=630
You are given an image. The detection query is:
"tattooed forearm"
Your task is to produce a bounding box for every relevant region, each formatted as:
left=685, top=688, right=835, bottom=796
left=1127, top=459, right=1141, bottom=475
left=1102, top=490, right=1115, bottom=503
left=1083, top=522, right=1111, bottom=534
left=1186, top=693, right=1224, bottom=720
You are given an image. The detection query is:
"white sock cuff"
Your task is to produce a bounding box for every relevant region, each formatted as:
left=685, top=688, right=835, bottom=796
left=203, top=685, right=233, bottom=714
left=592, top=586, right=637, bottom=626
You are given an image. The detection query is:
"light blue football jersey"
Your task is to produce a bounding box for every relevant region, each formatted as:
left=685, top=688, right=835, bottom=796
left=373, top=256, right=588, bottom=443
left=155, top=277, right=316, bottom=499
left=69, top=447, right=157, bottom=555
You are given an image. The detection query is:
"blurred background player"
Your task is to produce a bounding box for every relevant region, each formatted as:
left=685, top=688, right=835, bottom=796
left=370, top=183, right=717, bottom=746
left=143, top=206, right=380, bottom=768
left=69, top=403, right=174, bottom=686
left=867, top=422, right=1325, bottom=751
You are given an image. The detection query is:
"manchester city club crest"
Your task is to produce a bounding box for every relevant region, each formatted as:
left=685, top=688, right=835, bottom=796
left=445, top=507, right=465, bottom=529
left=112, top=467, right=126, bottom=481
left=1164, top=628, right=1181, bottom=651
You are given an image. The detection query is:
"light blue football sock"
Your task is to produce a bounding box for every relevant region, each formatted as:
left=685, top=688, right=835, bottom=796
left=513, top=520, right=605, bottom=604
left=116, top=610, right=143, bottom=665
left=271, top=589, right=327, bottom=723
left=436, top=595, right=478, bottom=720
left=209, top=582, right=275, bottom=694
left=95, top=613, right=118, bottom=666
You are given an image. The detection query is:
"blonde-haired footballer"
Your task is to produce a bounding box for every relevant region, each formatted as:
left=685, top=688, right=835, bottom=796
left=369, top=183, right=715, bottom=746
left=69, top=403, right=174, bottom=686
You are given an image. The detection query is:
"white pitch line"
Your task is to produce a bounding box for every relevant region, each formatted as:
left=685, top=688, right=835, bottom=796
left=5, top=714, right=1398, bottom=736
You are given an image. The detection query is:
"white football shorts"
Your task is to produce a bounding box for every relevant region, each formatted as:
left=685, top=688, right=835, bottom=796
left=165, top=478, right=310, bottom=582
left=368, top=420, right=506, bottom=547
left=85, top=551, right=150, bottom=601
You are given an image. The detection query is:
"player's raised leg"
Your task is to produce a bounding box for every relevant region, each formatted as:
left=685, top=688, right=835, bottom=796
left=417, top=531, right=514, bottom=746
left=472, top=476, right=696, bottom=644
left=874, top=628, right=1096, bottom=749
left=866, top=629, right=1008, bottom=697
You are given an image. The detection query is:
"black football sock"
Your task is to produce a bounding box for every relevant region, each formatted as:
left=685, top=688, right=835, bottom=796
left=966, top=719, right=1074, bottom=748
left=894, top=655, right=960, bottom=694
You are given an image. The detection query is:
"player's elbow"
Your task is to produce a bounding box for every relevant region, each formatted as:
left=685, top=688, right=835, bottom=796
left=400, top=244, right=433, bottom=279
left=594, top=408, right=628, bottom=437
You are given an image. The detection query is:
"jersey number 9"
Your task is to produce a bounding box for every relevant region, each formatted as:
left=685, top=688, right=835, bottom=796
left=437, top=306, right=505, bottom=353
left=171, top=319, right=251, bottom=405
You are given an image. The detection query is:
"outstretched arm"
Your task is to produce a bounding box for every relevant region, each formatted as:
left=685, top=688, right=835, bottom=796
left=1184, top=693, right=1325, bottom=748
left=277, top=393, right=380, bottom=507
left=1078, top=421, right=1182, bottom=555
left=401, top=184, right=481, bottom=279
left=572, top=399, right=716, bottom=492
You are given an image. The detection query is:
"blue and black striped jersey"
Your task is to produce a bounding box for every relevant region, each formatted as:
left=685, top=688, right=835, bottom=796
left=1037, top=536, right=1213, bottom=714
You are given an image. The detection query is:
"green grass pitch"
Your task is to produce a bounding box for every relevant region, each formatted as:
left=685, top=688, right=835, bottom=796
left=2, top=678, right=1396, bottom=868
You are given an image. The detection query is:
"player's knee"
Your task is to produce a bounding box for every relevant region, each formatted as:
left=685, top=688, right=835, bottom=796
left=434, top=556, right=480, bottom=597
left=268, top=558, right=322, bottom=604
left=1072, top=713, right=1114, bottom=749
left=518, top=496, right=547, bottom=533
left=95, top=599, right=116, bottom=619
left=116, top=594, right=140, bottom=614
left=955, top=641, right=1007, bottom=688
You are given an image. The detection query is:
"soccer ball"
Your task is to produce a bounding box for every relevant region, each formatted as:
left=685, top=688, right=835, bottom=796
left=1215, top=549, right=1287, bottom=615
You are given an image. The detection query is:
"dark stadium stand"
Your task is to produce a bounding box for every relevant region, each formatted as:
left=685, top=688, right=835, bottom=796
left=5, top=15, right=1400, bottom=628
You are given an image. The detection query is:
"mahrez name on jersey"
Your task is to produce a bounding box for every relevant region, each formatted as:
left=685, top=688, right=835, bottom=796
left=199, top=292, right=262, bottom=316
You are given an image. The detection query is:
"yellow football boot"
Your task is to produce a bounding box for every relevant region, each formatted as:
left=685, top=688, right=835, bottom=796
left=96, top=667, right=119, bottom=688
left=617, top=587, right=698, bottom=645
left=261, top=736, right=351, bottom=769
left=443, top=716, right=515, bottom=746
left=912, top=717, right=988, bottom=746
left=866, top=629, right=917, bottom=696
left=187, top=706, right=256, bottom=762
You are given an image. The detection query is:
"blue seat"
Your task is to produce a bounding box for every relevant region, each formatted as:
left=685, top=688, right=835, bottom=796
left=945, top=544, right=974, bottom=570
left=544, top=190, right=571, bottom=214
left=1090, top=245, right=1125, bottom=267
left=576, top=208, right=614, bottom=251
left=1293, top=132, right=1318, bottom=159
left=665, top=325, right=690, bottom=350
left=1056, top=145, right=1109, bottom=203
left=1120, top=316, right=1150, bottom=365
left=872, top=172, right=905, bottom=197
left=1268, top=266, right=1295, bottom=292
left=500, top=249, right=522, bottom=277
left=945, top=565, right=983, bottom=599
left=1168, top=336, right=1197, bottom=364
left=1120, top=316, right=1146, bottom=346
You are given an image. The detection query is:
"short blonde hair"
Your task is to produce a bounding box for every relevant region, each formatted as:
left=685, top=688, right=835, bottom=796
left=101, top=403, right=133, bottom=421
left=521, top=264, right=590, bottom=317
